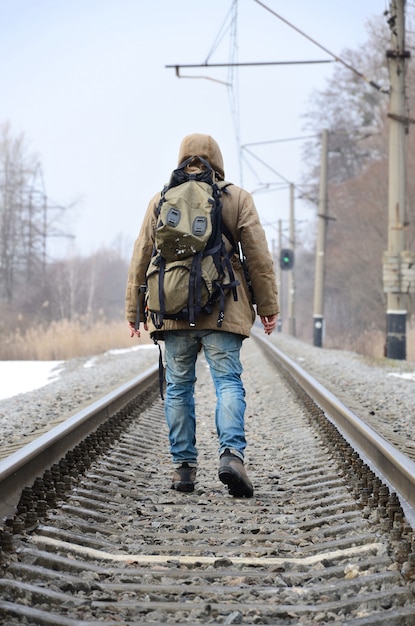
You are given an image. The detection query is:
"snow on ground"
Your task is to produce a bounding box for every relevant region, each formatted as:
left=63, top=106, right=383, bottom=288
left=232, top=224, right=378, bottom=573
left=0, top=344, right=414, bottom=403
left=0, top=361, right=65, bottom=400
left=83, top=344, right=156, bottom=369
left=387, top=371, right=415, bottom=382
left=0, top=344, right=157, bottom=401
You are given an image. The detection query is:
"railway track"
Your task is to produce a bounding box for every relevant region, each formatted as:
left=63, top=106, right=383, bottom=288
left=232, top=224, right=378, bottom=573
left=1, top=333, right=415, bottom=625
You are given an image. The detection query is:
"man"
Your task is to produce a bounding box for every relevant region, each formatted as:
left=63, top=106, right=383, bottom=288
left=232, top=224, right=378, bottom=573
left=126, top=133, right=279, bottom=498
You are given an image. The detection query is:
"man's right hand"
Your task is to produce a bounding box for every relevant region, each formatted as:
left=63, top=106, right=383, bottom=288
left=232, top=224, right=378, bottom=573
left=128, top=320, right=148, bottom=338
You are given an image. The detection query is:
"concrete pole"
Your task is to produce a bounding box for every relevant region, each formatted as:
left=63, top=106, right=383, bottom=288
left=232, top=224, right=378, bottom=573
left=313, top=129, right=329, bottom=347
left=385, top=0, right=408, bottom=359
left=272, top=238, right=281, bottom=332
left=288, top=183, right=296, bottom=336
left=278, top=219, right=283, bottom=332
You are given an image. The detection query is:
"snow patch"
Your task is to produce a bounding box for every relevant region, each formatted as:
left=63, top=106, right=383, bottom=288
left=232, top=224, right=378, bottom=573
left=0, top=345, right=157, bottom=400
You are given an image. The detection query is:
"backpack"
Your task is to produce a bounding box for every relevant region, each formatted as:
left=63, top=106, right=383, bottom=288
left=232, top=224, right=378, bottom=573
left=145, top=156, right=240, bottom=329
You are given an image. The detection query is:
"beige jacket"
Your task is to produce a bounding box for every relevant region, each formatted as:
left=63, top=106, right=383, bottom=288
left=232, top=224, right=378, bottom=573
left=125, top=134, right=279, bottom=339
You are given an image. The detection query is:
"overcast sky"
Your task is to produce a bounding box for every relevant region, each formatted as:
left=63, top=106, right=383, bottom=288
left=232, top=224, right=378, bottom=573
left=1, top=0, right=387, bottom=258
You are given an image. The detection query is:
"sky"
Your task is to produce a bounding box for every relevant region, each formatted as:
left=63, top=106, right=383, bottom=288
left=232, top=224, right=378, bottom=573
left=0, top=0, right=389, bottom=259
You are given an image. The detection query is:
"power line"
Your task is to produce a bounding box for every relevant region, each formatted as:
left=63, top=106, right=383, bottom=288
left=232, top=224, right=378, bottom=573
left=242, top=147, right=292, bottom=184
left=242, top=135, right=318, bottom=148
left=204, top=1, right=236, bottom=64
left=253, top=0, right=390, bottom=94
left=166, top=59, right=334, bottom=71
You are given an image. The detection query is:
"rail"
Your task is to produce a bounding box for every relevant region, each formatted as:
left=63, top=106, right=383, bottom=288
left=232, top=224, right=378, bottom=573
left=0, top=364, right=159, bottom=522
left=252, top=329, right=415, bottom=528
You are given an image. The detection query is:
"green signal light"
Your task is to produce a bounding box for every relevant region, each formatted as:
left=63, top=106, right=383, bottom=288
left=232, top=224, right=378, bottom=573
left=280, top=248, right=294, bottom=270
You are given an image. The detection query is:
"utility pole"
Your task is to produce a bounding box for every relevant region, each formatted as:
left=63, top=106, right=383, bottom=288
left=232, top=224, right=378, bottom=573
left=273, top=237, right=282, bottom=332
left=383, top=0, right=414, bottom=359
left=278, top=220, right=283, bottom=332
left=288, top=183, right=296, bottom=336
left=313, top=129, right=328, bottom=347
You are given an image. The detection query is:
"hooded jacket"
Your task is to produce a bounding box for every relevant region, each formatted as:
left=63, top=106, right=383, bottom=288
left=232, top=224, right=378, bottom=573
left=125, top=133, right=279, bottom=339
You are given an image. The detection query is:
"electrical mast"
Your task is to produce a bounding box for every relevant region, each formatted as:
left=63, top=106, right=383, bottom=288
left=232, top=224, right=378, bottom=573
left=383, top=0, right=415, bottom=359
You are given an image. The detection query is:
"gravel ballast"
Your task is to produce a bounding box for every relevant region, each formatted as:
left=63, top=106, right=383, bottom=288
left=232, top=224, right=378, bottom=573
left=0, top=344, right=159, bottom=449
left=269, top=332, right=415, bottom=458
left=1, top=332, right=414, bottom=459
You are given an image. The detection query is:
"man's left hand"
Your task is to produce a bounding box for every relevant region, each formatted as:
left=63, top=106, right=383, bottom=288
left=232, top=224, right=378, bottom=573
left=260, top=314, right=277, bottom=335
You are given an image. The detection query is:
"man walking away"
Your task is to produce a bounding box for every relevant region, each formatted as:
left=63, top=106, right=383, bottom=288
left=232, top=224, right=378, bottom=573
left=126, top=133, right=279, bottom=498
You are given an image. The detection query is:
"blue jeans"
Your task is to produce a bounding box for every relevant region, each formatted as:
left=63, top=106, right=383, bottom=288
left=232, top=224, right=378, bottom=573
left=164, top=330, right=246, bottom=465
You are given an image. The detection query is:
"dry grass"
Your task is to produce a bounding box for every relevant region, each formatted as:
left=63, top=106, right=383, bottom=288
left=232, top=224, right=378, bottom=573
left=324, top=322, right=415, bottom=362
left=0, top=319, right=153, bottom=360
left=1, top=317, right=414, bottom=363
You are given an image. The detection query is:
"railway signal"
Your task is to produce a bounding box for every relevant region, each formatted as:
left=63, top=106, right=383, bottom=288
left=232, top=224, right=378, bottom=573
left=280, top=248, right=294, bottom=270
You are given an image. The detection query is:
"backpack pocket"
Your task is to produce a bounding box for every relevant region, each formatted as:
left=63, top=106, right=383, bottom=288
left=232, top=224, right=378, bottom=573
left=155, top=180, right=214, bottom=262
left=146, top=254, right=221, bottom=318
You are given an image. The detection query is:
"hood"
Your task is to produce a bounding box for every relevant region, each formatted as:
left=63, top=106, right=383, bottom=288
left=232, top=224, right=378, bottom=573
left=177, top=133, right=225, bottom=179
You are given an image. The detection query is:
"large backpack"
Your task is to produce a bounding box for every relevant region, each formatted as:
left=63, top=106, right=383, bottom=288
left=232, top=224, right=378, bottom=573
left=145, top=156, right=240, bottom=329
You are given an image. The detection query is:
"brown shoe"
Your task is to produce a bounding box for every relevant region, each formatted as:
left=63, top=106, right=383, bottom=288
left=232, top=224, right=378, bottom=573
left=171, top=463, right=197, bottom=492
left=218, top=450, right=253, bottom=498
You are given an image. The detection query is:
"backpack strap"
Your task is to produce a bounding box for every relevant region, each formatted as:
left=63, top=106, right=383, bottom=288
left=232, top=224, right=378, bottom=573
left=169, top=156, right=215, bottom=187
left=188, top=251, right=203, bottom=327
left=156, top=156, right=216, bottom=220
left=150, top=336, right=164, bottom=401
left=134, top=284, right=147, bottom=331
left=148, top=256, right=165, bottom=330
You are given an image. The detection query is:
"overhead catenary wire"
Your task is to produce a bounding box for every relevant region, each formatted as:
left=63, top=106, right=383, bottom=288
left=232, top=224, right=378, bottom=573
left=241, top=147, right=319, bottom=204
left=226, top=0, right=243, bottom=184
left=167, top=60, right=334, bottom=70
left=164, top=1, right=342, bottom=188
left=204, top=1, right=237, bottom=64
left=242, top=147, right=292, bottom=185
left=241, top=135, right=319, bottom=186
left=242, top=135, right=319, bottom=148
left=253, top=0, right=390, bottom=94
left=166, top=3, right=333, bottom=80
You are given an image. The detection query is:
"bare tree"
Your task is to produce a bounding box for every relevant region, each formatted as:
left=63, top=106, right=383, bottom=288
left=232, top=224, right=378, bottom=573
left=46, top=248, right=128, bottom=324
left=301, top=15, right=390, bottom=189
